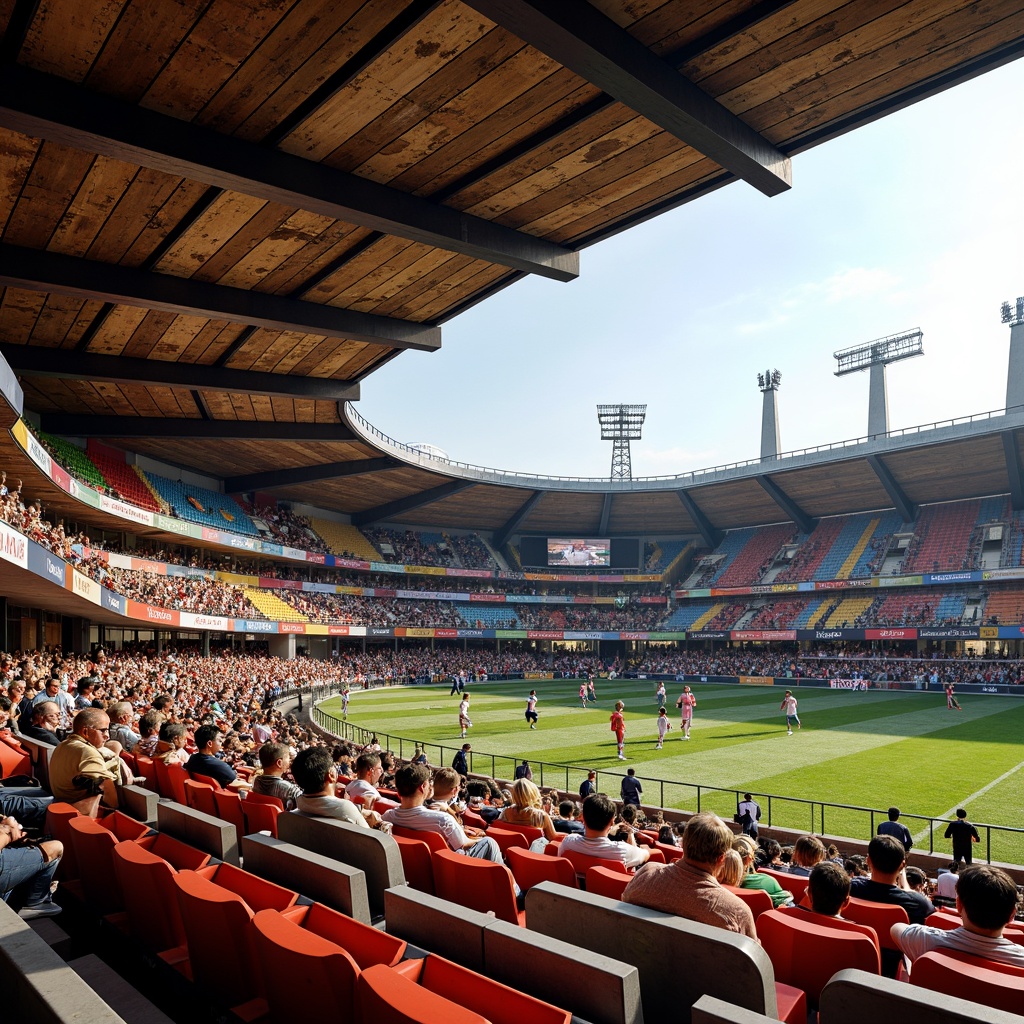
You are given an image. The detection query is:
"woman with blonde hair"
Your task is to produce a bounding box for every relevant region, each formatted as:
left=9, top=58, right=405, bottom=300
left=733, top=834, right=793, bottom=908
left=715, top=848, right=745, bottom=887
left=789, top=835, right=826, bottom=877
left=498, top=777, right=559, bottom=844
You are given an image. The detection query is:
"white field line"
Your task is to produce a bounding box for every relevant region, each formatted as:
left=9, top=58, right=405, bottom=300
left=912, top=758, right=1024, bottom=844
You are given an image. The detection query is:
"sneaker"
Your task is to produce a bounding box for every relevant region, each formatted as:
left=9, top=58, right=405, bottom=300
left=19, top=901, right=62, bottom=920
left=684, top=735, right=690, bottom=740
left=787, top=730, right=793, bottom=735
left=617, top=754, right=626, bottom=760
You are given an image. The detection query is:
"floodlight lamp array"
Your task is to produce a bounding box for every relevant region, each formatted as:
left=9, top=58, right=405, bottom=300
left=597, top=404, right=647, bottom=440
left=833, top=329, right=923, bottom=376
left=757, top=368, right=782, bottom=391
left=1001, top=297, right=1024, bottom=326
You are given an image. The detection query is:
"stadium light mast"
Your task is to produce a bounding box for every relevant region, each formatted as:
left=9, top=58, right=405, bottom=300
left=1001, top=296, right=1024, bottom=411
left=597, top=404, right=646, bottom=481
left=834, top=329, right=924, bottom=438
left=757, top=368, right=782, bottom=459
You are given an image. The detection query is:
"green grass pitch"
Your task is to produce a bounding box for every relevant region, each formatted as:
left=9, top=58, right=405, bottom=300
left=318, top=679, right=1024, bottom=867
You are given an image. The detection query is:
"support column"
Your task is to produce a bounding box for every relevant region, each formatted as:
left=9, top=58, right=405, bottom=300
left=868, top=362, right=889, bottom=437
left=1006, top=321, right=1024, bottom=411
left=760, top=384, right=780, bottom=459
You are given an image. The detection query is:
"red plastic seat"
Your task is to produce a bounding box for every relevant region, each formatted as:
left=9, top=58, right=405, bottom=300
left=154, top=760, right=189, bottom=804
left=758, top=868, right=809, bottom=903
left=133, top=753, right=158, bottom=791
left=213, top=788, right=246, bottom=833
left=190, top=771, right=225, bottom=791
left=241, top=798, right=280, bottom=838
left=559, top=844, right=631, bottom=884
left=725, top=884, right=773, bottom=919
left=654, top=841, right=684, bottom=862
left=911, top=948, right=1024, bottom=1013
left=43, top=802, right=81, bottom=881
left=486, top=825, right=529, bottom=858
left=66, top=815, right=127, bottom=914
left=431, top=848, right=523, bottom=926
left=843, top=896, right=910, bottom=951
left=758, top=908, right=880, bottom=1009
left=586, top=865, right=630, bottom=901
left=505, top=847, right=578, bottom=893
left=244, top=790, right=285, bottom=810
left=390, top=823, right=448, bottom=854
left=357, top=955, right=573, bottom=1024
left=392, top=834, right=435, bottom=895
left=0, top=735, right=31, bottom=777
left=183, top=779, right=218, bottom=817
left=491, top=819, right=543, bottom=844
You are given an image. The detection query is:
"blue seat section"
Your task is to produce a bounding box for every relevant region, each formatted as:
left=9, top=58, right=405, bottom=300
left=455, top=604, right=521, bottom=629
left=660, top=600, right=717, bottom=630
left=977, top=495, right=1008, bottom=525
left=811, top=514, right=877, bottom=581
left=936, top=592, right=968, bottom=622
left=1007, top=511, right=1024, bottom=567
left=647, top=540, right=687, bottom=572
left=847, top=512, right=905, bottom=578
left=792, top=597, right=828, bottom=627
left=145, top=473, right=259, bottom=535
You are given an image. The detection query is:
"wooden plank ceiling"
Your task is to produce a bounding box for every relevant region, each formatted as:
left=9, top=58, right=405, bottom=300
left=0, top=0, right=1021, bottom=538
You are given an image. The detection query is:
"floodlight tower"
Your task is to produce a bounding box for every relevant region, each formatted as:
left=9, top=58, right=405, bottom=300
left=757, top=369, right=782, bottom=459
left=834, top=329, right=924, bottom=438
left=1001, top=296, right=1024, bottom=411
left=597, top=404, right=646, bottom=481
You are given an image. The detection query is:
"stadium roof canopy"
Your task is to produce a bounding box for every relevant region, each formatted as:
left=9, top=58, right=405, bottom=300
left=1, top=0, right=1023, bottom=541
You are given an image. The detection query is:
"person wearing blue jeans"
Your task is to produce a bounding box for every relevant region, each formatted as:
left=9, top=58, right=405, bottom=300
left=0, top=814, right=63, bottom=919
left=0, top=792, right=52, bottom=830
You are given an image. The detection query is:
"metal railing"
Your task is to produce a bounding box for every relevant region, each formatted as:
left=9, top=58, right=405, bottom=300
left=311, top=699, right=1024, bottom=866
left=344, top=401, right=1024, bottom=491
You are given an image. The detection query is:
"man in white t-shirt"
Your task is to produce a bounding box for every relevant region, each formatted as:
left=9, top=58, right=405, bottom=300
left=892, top=865, right=1024, bottom=969
left=291, top=747, right=377, bottom=829
left=559, top=793, right=649, bottom=869
left=935, top=862, right=960, bottom=900
left=343, top=752, right=383, bottom=804
left=780, top=690, right=801, bottom=734
left=383, top=764, right=503, bottom=863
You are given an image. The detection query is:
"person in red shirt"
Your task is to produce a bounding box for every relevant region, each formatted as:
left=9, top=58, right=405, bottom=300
left=610, top=700, right=626, bottom=760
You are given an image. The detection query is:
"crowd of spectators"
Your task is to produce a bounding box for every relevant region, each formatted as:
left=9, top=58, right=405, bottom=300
left=245, top=504, right=331, bottom=554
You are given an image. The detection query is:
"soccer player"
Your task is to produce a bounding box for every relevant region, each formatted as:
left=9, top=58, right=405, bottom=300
left=610, top=700, right=626, bottom=760
left=525, top=690, right=539, bottom=729
left=579, top=682, right=588, bottom=708
left=945, top=682, right=962, bottom=710
left=458, top=694, right=472, bottom=739
left=676, top=685, right=696, bottom=740
left=780, top=690, right=801, bottom=734
left=340, top=685, right=350, bottom=719
left=656, top=706, right=671, bottom=748
left=588, top=675, right=597, bottom=702
left=656, top=681, right=666, bottom=706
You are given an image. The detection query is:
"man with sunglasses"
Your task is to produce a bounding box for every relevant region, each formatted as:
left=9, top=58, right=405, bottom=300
left=48, top=708, right=120, bottom=815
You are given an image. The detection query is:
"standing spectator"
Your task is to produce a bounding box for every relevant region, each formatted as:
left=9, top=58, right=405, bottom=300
left=458, top=694, right=472, bottom=739
left=877, top=806, right=913, bottom=853
left=579, top=770, right=597, bottom=799
left=620, top=768, right=643, bottom=809
left=736, top=793, right=761, bottom=839
left=452, top=743, right=470, bottom=776
left=944, top=807, right=981, bottom=865
left=610, top=700, right=626, bottom=760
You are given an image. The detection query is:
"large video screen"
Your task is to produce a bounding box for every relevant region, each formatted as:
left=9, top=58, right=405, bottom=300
left=547, top=538, right=611, bottom=567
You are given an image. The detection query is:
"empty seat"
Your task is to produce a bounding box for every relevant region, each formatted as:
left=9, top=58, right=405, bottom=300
left=505, top=847, right=577, bottom=893
left=183, top=779, right=218, bottom=817
left=392, top=834, right=435, bottom=895
left=725, top=884, right=774, bottom=919
left=66, top=812, right=150, bottom=914
left=586, top=866, right=631, bottom=901
left=431, top=848, right=523, bottom=926
left=486, top=825, right=529, bottom=858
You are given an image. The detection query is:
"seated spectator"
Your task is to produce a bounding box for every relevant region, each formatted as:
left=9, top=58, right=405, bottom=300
left=411, top=745, right=428, bottom=766
left=779, top=861, right=873, bottom=932
left=0, top=812, right=63, bottom=919
left=755, top=838, right=783, bottom=869
left=905, top=866, right=930, bottom=895
left=184, top=724, right=246, bottom=790
left=892, top=865, right=1024, bottom=969
left=154, top=721, right=189, bottom=766
left=788, top=835, right=826, bottom=876
left=344, top=752, right=383, bottom=805
left=560, top=793, right=650, bottom=870
left=252, top=741, right=303, bottom=809
left=850, top=834, right=935, bottom=976
left=291, top=746, right=375, bottom=828
left=466, top=780, right=502, bottom=824
left=48, top=708, right=120, bottom=814
left=382, top=763, right=503, bottom=863
left=716, top=849, right=745, bottom=886
left=554, top=800, right=585, bottom=835
left=498, top=778, right=559, bottom=846
left=107, top=701, right=140, bottom=752
left=733, top=834, right=792, bottom=908
left=426, top=767, right=463, bottom=810
left=658, top=824, right=679, bottom=847
left=845, top=854, right=868, bottom=877
left=19, top=701, right=61, bottom=747
left=623, top=812, right=755, bottom=939
left=32, top=679, right=74, bottom=731
left=936, top=861, right=960, bottom=900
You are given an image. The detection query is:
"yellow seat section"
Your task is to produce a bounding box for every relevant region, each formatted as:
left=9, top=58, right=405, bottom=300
left=821, top=596, right=874, bottom=628
left=308, top=519, right=381, bottom=560
left=836, top=518, right=879, bottom=579
left=243, top=588, right=309, bottom=623
left=690, top=602, right=725, bottom=630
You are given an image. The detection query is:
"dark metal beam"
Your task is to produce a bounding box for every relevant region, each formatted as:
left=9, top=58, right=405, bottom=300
left=866, top=455, right=917, bottom=523
left=462, top=0, right=790, bottom=197
left=1, top=345, right=361, bottom=402
left=0, top=64, right=578, bottom=283
left=676, top=490, right=722, bottom=549
left=755, top=476, right=817, bottom=534
left=0, top=244, right=438, bottom=351
left=493, top=490, right=545, bottom=550
left=1002, top=432, right=1024, bottom=512
left=225, top=457, right=400, bottom=494
left=598, top=492, right=613, bottom=536
left=39, top=416, right=356, bottom=442
left=351, top=481, right=475, bottom=527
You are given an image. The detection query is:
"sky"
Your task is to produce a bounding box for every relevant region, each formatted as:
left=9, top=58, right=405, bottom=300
left=359, top=57, right=1024, bottom=481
